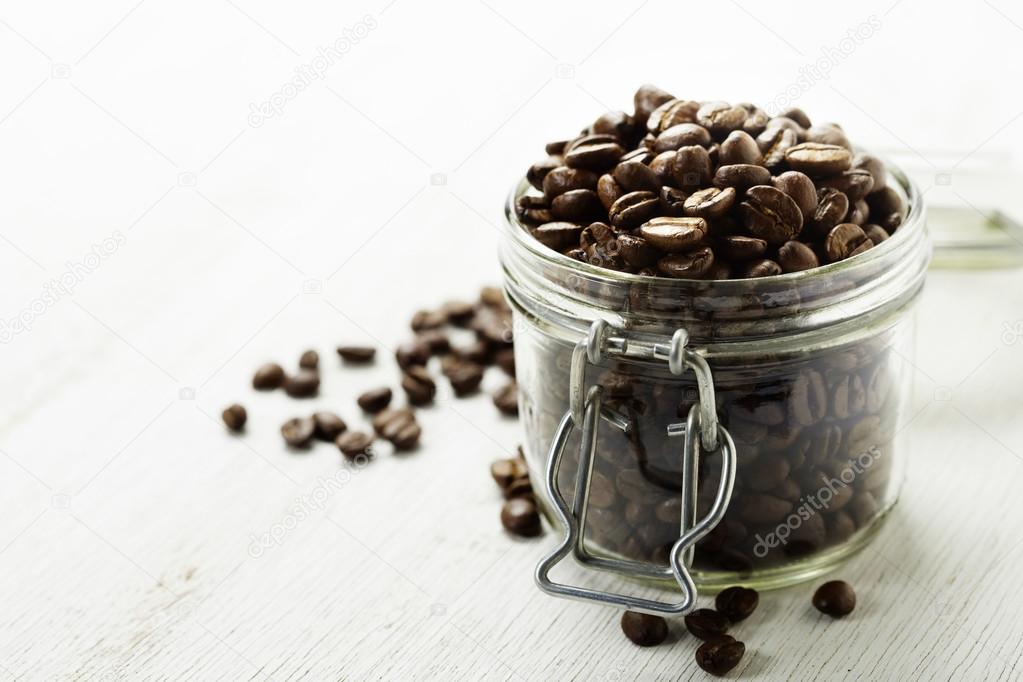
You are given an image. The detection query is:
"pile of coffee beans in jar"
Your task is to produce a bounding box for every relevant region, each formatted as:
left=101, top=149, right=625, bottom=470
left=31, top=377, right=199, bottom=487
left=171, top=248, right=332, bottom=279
left=516, top=84, right=905, bottom=278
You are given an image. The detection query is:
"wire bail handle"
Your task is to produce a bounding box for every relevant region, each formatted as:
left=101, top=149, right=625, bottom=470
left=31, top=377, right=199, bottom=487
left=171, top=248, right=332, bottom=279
left=535, top=320, right=737, bottom=615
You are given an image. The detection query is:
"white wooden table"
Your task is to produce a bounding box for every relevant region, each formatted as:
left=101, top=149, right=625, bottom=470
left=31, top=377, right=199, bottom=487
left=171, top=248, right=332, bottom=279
left=3, top=1, right=1023, bottom=679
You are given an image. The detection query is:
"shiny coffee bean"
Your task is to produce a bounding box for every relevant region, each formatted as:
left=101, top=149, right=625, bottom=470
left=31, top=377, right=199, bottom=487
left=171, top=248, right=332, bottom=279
left=609, top=191, right=660, bottom=229
left=719, top=130, right=762, bottom=165
left=825, top=223, right=874, bottom=262
left=617, top=234, right=660, bottom=268
left=613, top=160, right=659, bottom=192
left=713, top=164, right=772, bottom=191
left=785, top=142, right=852, bottom=176
left=657, top=247, right=715, bottom=278
left=659, top=186, right=687, bottom=215
left=717, top=235, right=767, bottom=261
left=684, top=608, right=730, bottom=640
left=493, top=381, right=519, bottom=416
left=337, top=346, right=375, bottom=364
left=863, top=223, right=890, bottom=244
left=298, top=349, right=319, bottom=370
left=551, top=189, right=603, bottom=222
left=284, top=370, right=319, bottom=398
left=564, top=136, right=625, bottom=171
left=697, top=101, right=747, bottom=138
left=281, top=416, right=315, bottom=448
left=778, top=240, right=819, bottom=272
left=806, top=123, right=852, bottom=149
left=221, top=404, right=247, bottom=432
left=638, top=216, right=707, bottom=252
left=741, top=258, right=782, bottom=278
left=812, top=580, right=856, bottom=617
left=790, top=369, right=827, bottom=425
left=401, top=366, right=436, bottom=405
left=672, top=145, right=712, bottom=189
left=542, top=166, right=599, bottom=201
left=810, top=188, right=850, bottom=237
left=741, top=185, right=803, bottom=245
left=819, top=169, right=875, bottom=201
left=358, top=387, right=393, bottom=413
left=772, top=170, right=817, bottom=219
left=336, top=430, right=373, bottom=459
left=853, top=153, right=887, bottom=192
left=447, top=360, right=485, bottom=396
left=684, top=186, right=735, bottom=219
left=647, top=98, right=700, bottom=133
left=620, top=611, right=668, bottom=647
left=596, top=173, right=622, bottom=210
left=654, top=123, right=711, bottom=152
left=634, top=84, right=676, bottom=125
left=757, top=126, right=798, bottom=167
left=715, top=586, right=759, bottom=621
left=696, top=636, right=745, bottom=676
left=527, top=156, right=561, bottom=190
left=312, top=412, right=347, bottom=441
left=533, top=222, right=584, bottom=251
left=253, top=362, right=285, bottom=390
left=501, top=497, right=542, bottom=537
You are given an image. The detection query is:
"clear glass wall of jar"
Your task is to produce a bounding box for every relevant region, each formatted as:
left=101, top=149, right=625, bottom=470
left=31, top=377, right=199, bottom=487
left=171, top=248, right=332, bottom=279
left=501, top=164, right=930, bottom=590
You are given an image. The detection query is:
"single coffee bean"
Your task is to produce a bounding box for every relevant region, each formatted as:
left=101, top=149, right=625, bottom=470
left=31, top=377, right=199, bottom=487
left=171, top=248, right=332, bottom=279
left=638, top=216, right=707, bottom=252
left=441, top=300, right=474, bottom=326
left=806, top=123, right=852, bottom=150
left=657, top=247, right=715, bottom=278
left=647, top=98, right=700, bottom=133
left=544, top=140, right=567, bottom=155
left=542, top=166, right=599, bottom=201
left=825, top=223, right=873, bottom=262
left=741, top=258, right=782, bottom=278
left=772, top=170, right=817, bottom=219
left=633, top=84, right=676, bottom=126
left=596, top=174, right=622, bottom=210
left=298, top=349, right=319, bottom=370
left=284, top=370, right=319, bottom=398
left=785, top=142, right=852, bottom=176
left=371, top=407, right=415, bottom=435
left=312, top=412, right=347, bottom=441
left=818, top=169, right=875, bottom=201
left=401, top=366, right=436, bottom=406
left=491, top=456, right=528, bottom=489
left=551, top=189, right=603, bottom=222
left=654, top=123, right=711, bottom=152
left=494, top=347, right=515, bottom=376
left=527, top=156, right=561, bottom=190
left=713, top=164, right=772, bottom=191
left=580, top=221, right=615, bottom=249
left=504, top=475, right=533, bottom=500
left=717, top=235, right=767, bottom=261
left=609, top=191, right=660, bottom=229
left=358, top=387, right=392, bottom=413
left=501, top=497, right=541, bottom=537
left=533, top=222, right=584, bottom=251
left=515, top=195, right=551, bottom=225
left=684, top=608, right=730, bottom=640
left=649, top=150, right=678, bottom=185
left=386, top=417, right=421, bottom=451
left=416, top=329, right=450, bottom=355
left=336, top=430, right=373, bottom=459
left=812, top=580, right=856, bottom=617
left=591, top=110, right=633, bottom=138
left=741, top=185, right=803, bottom=245
left=853, top=153, right=887, bottom=192
left=845, top=199, right=869, bottom=226
left=410, top=309, right=446, bottom=331
left=757, top=126, right=798, bottom=167
left=395, top=340, right=431, bottom=369
left=715, top=586, right=759, bottom=622
left=683, top=186, right=735, bottom=219
left=447, top=360, right=485, bottom=396
left=617, top=234, right=660, bottom=268
left=809, top=187, right=850, bottom=237
left=719, top=130, right=762, bottom=165
left=745, top=452, right=790, bottom=491
left=337, top=346, right=375, bottom=364
left=781, top=106, right=812, bottom=128
left=669, top=145, right=712, bottom=189
left=253, top=362, right=285, bottom=390
left=564, top=136, right=624, bottom=171
left=281, top=416, right=315, bottom=448
left=620, top=611, right=668, bottom=647
left=696, top=636, right=745, bottom=676
left=789, top=369, right=827, bottom=425
left=866, top=186, right=906, bottom=227
left=697, top=101, right=747, bottom=138
left=613, top=160, right=659, bottom=192
left=863, top=223, right=890, bottom=244
left=659, top=186, right=687, bottom=215
left=739, top=493, right=792, bottom=523
left=493, top=381, right=519, bottom=416
left=221, top=404, right=247, bottom=432
left=778, top=240, right=820, bottom=272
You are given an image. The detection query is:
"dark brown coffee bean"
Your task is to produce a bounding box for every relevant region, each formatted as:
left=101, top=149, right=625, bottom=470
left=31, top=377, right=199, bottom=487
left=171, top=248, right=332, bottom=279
left=757, top=126, right=797, bottom=167
left=719, top=130, right=762, bottom=165
left=371, top=407, right=413, bottom=435
left=336, top=430, right=373, bottom=459
left=647, top=98, right=699, bottom=133
left=401, top=366, right=436, bottom=405
left=697, top=102, right=747, bottom=138
left=617, top=234, right=660, bottom=268
left=542, top=166, right=599, bottom=201
left=806, top=123, right=851, bottom=150
left=395, top=339, right=431, bottom=369
left=741, top=259, right=782, bottom=278
left=713, top=164, right=772, bottom=191
left=515, top=194, right=552, bottom=226
left=385, top=415, right=421, bottom=451
left=825, top=223, right=873, bottom=262
left=716, top=586, right=759, bottom=622
left=533, top=222, right=584, bottom=251
left=493, top=381, right=519, bottom=416
left=284, top=370, right=319, bottom=398
left=580, top=221, right=615, bottom=249
left=527, top=156, right=561, bottom=190
left=410, top=309, right=446, bottom=331
left=620, top=611, right=668, bottom=647
left=657, top=247, right=715, bottom=278
left=564, top=136, right=624, bottom=171
left=746, top=453, right=790, bottom=490
left=866, top=186, right=905, bottom=227
left=441, top=300, right=475, bottom=326
left=596, top=174, right=622, bottom=210
left=778, top=240, right=819, bottom=272
left=863, top=223, right=890, bottom=244
left=633, top=84, right=676, bottom=125
left=504, top=476, right=533, bottom=500
left=221, top=404, right=247, bottom=432
left=491, top=456, right=528, bottom=489
left=298, top=349, right=319, bottom=370
left=357, top=387, right=392, bottom=413
left=772, top=170, right=817, bottom=219
left=717, top=235, right=767, bottom=261
left=810, top=188, right=850, bottom=237
left=551, top=189, right=603, bottom=222
left=741, top=185, right=802, bottom=246
left=312, top=412, right=347, bottom=441
left=416, top=330, right=450, bottom=356
left=613, top=160, right=659, bottom=192
left=739, top=493, right=792, bottom=523
left=281, top=416, right=315, bottom=448
left=790, top=369, right=827, bottom=425
left=696, top=636, right=745, bottom=676
left=337, top=346, right=375, bottom=364
left=447, top=361, right=484, bottom=396
left=819, top=169, right=875, bottom=201
left=671, top=145, right=712, bottom=189
left=654, top=123, right=711, bottom=152
left=812, top=580, right=856, bottom=617
left=685, top=608, right=730, bottom=640
left=684, top=187, right=735, bottom=219
left=609, top=191, right=660, bottom=229
left=638, top=216, right=707, bottom=252
left=853, top=153, right=887, bottom=192
left=780, top=106, right=812, bottom=128
left=649, top=150, right=678, bottom=185
left=591, top=110, right=633, bottom=138
left=845, top=199, right=869, bottom=226
left=452, top=339, right=489, bottom=365
left=785, top=142, right=851, bottom=176
left=659, top=186, right=687, bottom=215
left=494, top=347, right=515, bottom=376
left=501, top=497, right=541, bottom=537
left=253, top=362, right=285, bottom=390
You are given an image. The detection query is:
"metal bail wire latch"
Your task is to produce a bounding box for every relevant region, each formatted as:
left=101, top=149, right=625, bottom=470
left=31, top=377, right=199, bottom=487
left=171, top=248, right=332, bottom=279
left=534, top=320, right=738, bottom=616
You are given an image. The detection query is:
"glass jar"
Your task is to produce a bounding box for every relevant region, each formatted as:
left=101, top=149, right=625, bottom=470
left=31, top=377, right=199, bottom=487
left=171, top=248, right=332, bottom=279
left=501, top=161, right=930, bottom=595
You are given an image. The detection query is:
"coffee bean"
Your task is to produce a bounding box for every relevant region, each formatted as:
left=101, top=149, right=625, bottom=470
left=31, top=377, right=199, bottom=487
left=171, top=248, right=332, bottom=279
left=564, top=136, right=625, bottom=171
left=358, top=387, right=392, bottom=413
left=806, top=123, right=852, bottom=150
left=853, top=153, right=887, bottom=192
left=596, top=174, right=622, bottom=210
left=739, top=493, right=792, bottom=523
left=812, top=580, right=856, bottom=617
left=312, top=412, right=347, bottom=441
left=447, top=360, right=484, bottom=396
left=542, top=166, right=599, bottom=201
left=253, top=362, right=285, bottom=390
left=453, top=339, right=489, bottom=365
left=416, top=329, right=450, bottom=355
left=551, top=189, right=603, bottom=222
left=336, top=430, right=373, bottom=459
left=649, top=150, right=678, bottom=185
left=697, top=102, right=747, bottom=139
left=781, top=106, right=812, bottom=128
left=396, top=339, right=431, bottom=369
left=620, top=611, right=668, bottom=647
left=659, top=186, right=687, bottom=215
left=719, top=130, right=762, bottom=165
left=741, top=258, right=782, bottom=278
left=790, top=369, right=827, bottom=425
left=385, top=414, right=421, bottom=451
left=533, top=222, right=584, bottom=251
left=504, top=475, right=533, bottom=500
left=717, top=235, right=767, bottom=261
left=684, top=608, right=730, bottom=640
left=491, top=456, right=528, bottom=489
left=494, top=347, right=515, bottom=376
left=684, top=187, right=735, bottom=219
left=772, top=170, right=817, bottom=219
left=866, top=186, right=906, bottom=231
left=337, top=346, right=376, bottom=364
left=401, top=366, right=436, bottom=406
left=654, top=123, right=711, bottom=152
left=845, top=199, right=869, bottom=226
left=819, top=169, right=875, bottom=202
left=281, top=416, right=315, bottom=448
left=221, top=404, right=247, bottom=432
left=609, top=191, right=660, bottom=229
left=713, top=164, right=772, bottom=191
left=613, top=160, right=659, bottom=192
left=634, top=84, right=676, bottom=125
left=741, top=185, right=803, bottom=246
left=441, top=300, right=475, bottom=326
left=696, top=636, right=745, bottom=676
left=746, top=453, right=790, bottom=490
left=777, top=240, right=820, bottom=273
left=715, top=586, right=759, bottom=622
left=810, top=188, right=850, bottom=237
left=515, top=194, right=551, bottom=226
left=638, top=216, right=707, bottom=252
left=785, top=142, right=852, bottom=176
left=863, top=224, right=890, bottom=244
left=657, top=247, right=715, bottom=278
left=284, top=370, right=319, bottom=398
left=757, top=126, right=798, bottom=167
left=591, top=110, right=633, bottom=139
left=494, top=381, right=519, bottom=416
left=825, top=223, right=873, bottom=262
left=298, top=349, right=319, bottom=370
left=527, top=156, right=561, bottom=190
left=669, top=145, right=712, bottom=189
left=371, top=407, right=413, bottom=434
left=648, top=98, right=700, bottom=133
left=410, top=309, right=446, bottom=331
left=617, top=234, right=660, bottom=268
left=501, top=497, right=541, bottom=537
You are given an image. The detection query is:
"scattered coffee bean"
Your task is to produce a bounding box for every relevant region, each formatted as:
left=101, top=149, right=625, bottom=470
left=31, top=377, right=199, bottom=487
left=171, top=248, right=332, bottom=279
left=493, top=381, right=519, bottom=416
left=696, top=636, right=745, bottom=676
left=491, top=456, right=528, bottom=489
left=221, top=404, right=247, bottom=432
left=620, top=611, right=668, bottom=647
left=401, top=366, right=436, bottom=406
left=253, top=362, right=285, bottom=390
left=416, top=329, right=450, bottom=355
left=284, top=370, right=319, bottom=398
left=358, top=387, right=393, bottom=413
left=337, top=346, right=376, bottom=364
left=372, top=407, right=415, bottom=435
left=494, top=347, right=516, bottom=377
left=336, top=430, right=373, bottom=459
left=396, top=340, right=431, bottom=369
left=312, top=412, right=347, bottom=441
left=441, top=300, right=475, bottom=326
left=281, top=416, right=316, bottom=448
left=446, top=360, right=485, bottom=396
left=812, top=580, right=856, bottom=617
left=684, top=608, right=730, bottom=640
left=500, top=497, right=542, bottom=537
left=715, top=586, right=759, bottom=622
left=378, top=408, right=421, bottom=451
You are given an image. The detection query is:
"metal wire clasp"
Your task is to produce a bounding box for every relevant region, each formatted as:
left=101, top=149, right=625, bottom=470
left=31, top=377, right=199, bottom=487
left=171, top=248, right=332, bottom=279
left=534, top=320, right=737, bottom=615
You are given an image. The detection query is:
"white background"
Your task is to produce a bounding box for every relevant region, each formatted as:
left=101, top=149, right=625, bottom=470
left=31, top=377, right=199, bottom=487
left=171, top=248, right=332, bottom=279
left=2, top=0, right=1023, bottom=679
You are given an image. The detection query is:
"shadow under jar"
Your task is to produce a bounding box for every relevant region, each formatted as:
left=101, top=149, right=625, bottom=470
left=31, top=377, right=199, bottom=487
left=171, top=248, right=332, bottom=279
left=501, top=163, right=930, bottom=591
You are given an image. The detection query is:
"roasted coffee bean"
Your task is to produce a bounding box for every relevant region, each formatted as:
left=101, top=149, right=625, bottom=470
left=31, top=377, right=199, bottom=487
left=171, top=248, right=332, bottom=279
left=810, top=188, right=850, bottom=237
left=719, top=130, right=762, bottom=165
left=284, top=370, right=319, bottom=398
left=596, top=174, right=622, bottom=210
left=741, top=258, right=782, bottom=278
left=785, top=142, right=852, bottom=176
left=337, top=346, right=375, bottom=364
left=684, top=186, right=735, bottom=219
left=853, top=153, right=887, bottom=192
left=533, top=222, right=584, bottom=251
left=649, top=150, right=678, bottom=185
left=491, top=456, right=528, bottom=489
left=452, top=339, right=489, bottom=365
left=411, top=309, right=446, bottom=331
left=564, top=136, right=624, bottom=171
left=527, top=156, right=561, bottom=190
left=447, top=360, right=484, bottom=396
left=654, top=123, right=711, bottom=152
left=298, top=349, right=319, bottom=370
left=684, top=608, right=730, bottom=640
left=281, top=416, right=315, bottom=448
left=778, top=240, right=819, bottom=272
left=741, top=185, right=803, bottom=245
left=542, top=166, right=599, bottom=201
left=515, top=194, right=552, bottom=225
left=658, top=247, right=715, bottom=278
left=639, top=216, right=707, bottom=252
left=746, top=453, right=790, bottom=490
left=494, top=381, right=519, bottom=416
left=580, top=221, right=615, bottom=249
left=504, top=476, right=533, bottom=500
left=395, top=339, right=431, bottom=369
left=613, top=160, right=659, bottom=192
left=772, top=170, right=817, bottom=220
left=845, top=199, right=869, bottom=226
left=401, top=366, right=436, bottom=405
left=696, top=636, right=745, bottom=676
left=371, top=407, right=414, bottom=435
left=863, top=223, right=890, bottom=244
left=385, top=415, right=421, bottom=451
left=780, top=106, right=812, bottom=128
left=866, top=186, right=906, bottom=229
left=739, top=493, right=792, bottom=523
left=697, top=101, right=747, bottom=138
left=715, top=586, right=759, bottom=622
left=358, top=387, right=392, bottom=413
left=634, top=84, right=676, bottom=125
left=812, top=580, right=856, bottom=617
left=416, top=329, right=450, bottom=355
left=312, top=412, right=347, bottom=441
left=647, top=98, right=700, bottom=133
left=806, top=123, right=852, bottom=150
left=253, top=362, right=285, bottom=390
left=790, top=370, right=827, bottom=425
left=758, top=126, right=798, bottom=167
left=617, top=234, right=660, bottom=268
left=442, top=300, right=475, bottom=326
left=671, top=145, right=712, bottom=189
left=717, top=235, right=767, bottom=261
left=713, top=164, right=772, bottom=191
left=819, top=169, right=875, bottom=202
left=609, top=191, right=660, bottom=229
left=825, top=223, right=873, bottom=262
left=221, top=404, right=247, bottom=432
left=591, top=110, right=633, bottom=138
left=659, top=186, right=687, bottom=215
left=620, top=611, right=668, bottom=647
left=336, top=430, right=373, bottom=459
left=501, top=497, right=541, bottom=537
left=551, top=189, right=603, bottom=222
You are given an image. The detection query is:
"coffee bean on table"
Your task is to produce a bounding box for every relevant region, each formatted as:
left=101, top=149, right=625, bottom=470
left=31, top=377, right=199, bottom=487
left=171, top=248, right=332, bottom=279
left=491, top=456, right=528, bottom=489
left=358, top=387, right=392, bottom=413
left=337, top=346, right=376, bottom=364
left=825, top=223, right=873, bottom=262
left=411, top=309, right=446, bottom=331
left=741, top=185, right=803, bottom=246
left=684, top=608, right=730, bottom=640
left=396, top=340, right=431, bottom=369
left=778, top=240, right=820, bottom=272
left=493, top=381, right=519, bottom=416
left=284, top=370, right=319, bottom=398
left=812, top=580, right=856, bottom=617
left=504, top=476, right=533, bottom=500
left=416, top=329, right=450, bottom=355
left=402, top=366, right=436, bottom=406
left=221, top=404, right=247, bottom=432
left=281, top=416, right=316, bottom=448
left=253, top=362, right=285, bottom=390
left=441, top=300, right=475, bottom=326
left=380, top=410, right=421, bottom=451
left=336, top=430, right=373, bottom=459
left=695, top=636, right=745, bottom=676
left=494, top=348, right=515, bottom=376
left=446, top=360, right=485, bottom=396
left=715, top=586, right=759, bottom=622
left=620, top=611, right=668, bottom=647
left=501, top=497, right=541, bottom=537
left=298, top=349, right=319, bottom=370
left=309, top=411, right=346, bottom=441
